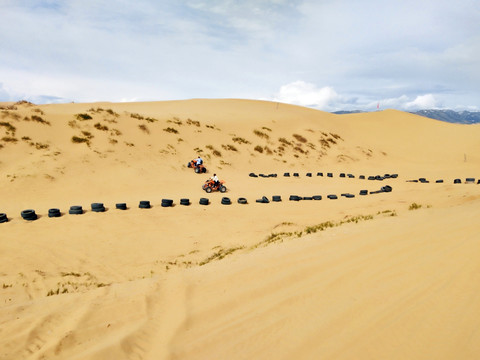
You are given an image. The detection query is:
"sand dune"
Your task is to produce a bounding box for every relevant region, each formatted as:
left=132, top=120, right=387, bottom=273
left=0, top=99, right=479, bottom=359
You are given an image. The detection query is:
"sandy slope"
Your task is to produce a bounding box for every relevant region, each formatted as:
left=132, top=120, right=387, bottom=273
left=0, top=99, right=479, bottom=359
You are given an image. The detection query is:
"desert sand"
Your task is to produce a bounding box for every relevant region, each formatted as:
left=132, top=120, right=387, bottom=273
left=0, top=99, right=479, bottom=359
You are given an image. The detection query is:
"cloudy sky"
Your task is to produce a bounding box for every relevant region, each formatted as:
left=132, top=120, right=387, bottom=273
left=1, top=0, right=479, bottom=111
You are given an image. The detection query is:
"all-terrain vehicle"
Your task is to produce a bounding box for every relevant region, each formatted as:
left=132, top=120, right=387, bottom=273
left=187, top=159, right=207, bottom=174
left=202, top=179, right=227, bottom=193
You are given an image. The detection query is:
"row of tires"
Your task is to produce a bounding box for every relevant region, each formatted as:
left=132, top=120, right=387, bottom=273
left=249, top=172, right=398, bottom=181
left=1, top=186, right=392, bottom=223
left=407, top=178, right=479, bottom=184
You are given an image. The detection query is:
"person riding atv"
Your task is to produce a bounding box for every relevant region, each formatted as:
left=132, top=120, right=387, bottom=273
left=187, top=156, right=207, bottom=174
left=202, top=174, right=226, bottom=193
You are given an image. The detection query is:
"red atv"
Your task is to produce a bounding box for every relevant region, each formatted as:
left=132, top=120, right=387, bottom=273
left=202, top=179, right=227, bottom=193
left=187, top=160, right=207, bottom=174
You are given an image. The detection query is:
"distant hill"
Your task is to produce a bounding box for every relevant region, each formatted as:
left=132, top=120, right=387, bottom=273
left=332, top=109, right=480, bottom=124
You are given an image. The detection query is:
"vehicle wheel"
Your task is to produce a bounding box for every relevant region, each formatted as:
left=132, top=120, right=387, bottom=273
left=187, top=162, right=192, bottom=168
left=202, top=167, right=207, bottom=173
left=195, top=167, right=200, bottom=173
left=219, top=186, right=227, bottom=193
left=205, top=187, right=212, bottom=193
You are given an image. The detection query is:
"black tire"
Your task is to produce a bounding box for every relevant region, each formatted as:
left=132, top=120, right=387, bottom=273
left=199, top=198, right=209, bottom=205
left=359, top=175, right=365, bottom=179
left=195, top=167, right=200, bottom=174
left=69, top=206, right=83, bottom=214
left=205, top=187, right=212, bottom=193
left=91, top=203, right=105, bottom=212
left=116, top=203, right=127, bottom=210
left=327, top=173, right=333, bottom=177
left=306, top=173, right=312, bottom=177
left=284, top=172, right=290, bottom=177
left=453, top=179, right=461, bottom=184
left=237, top=197, right=248, bottom=204
left=340, top=173, right=345, bottom=178
left=293, top=173, right=299, bottom=177
left=180, top=198, right=190, bottom=206
left=289, top=195, right=301, bottom=201
left=221, top=197, right=231, bottom=205
left=359, top=190, right=368, bottom=195
left=202, top=167, right=207, bottom=173
left=219, top=186, right=227, bottom=193
left=256, top=196, right=269, bottom=203
left=381, top=185, right=392, bottom=193
left=249, top=173, right=257, bottom=177
left=0, top=213, right=8, bottom=223
left=21, top=209, right=38, bottom=220
left=312, top=195, right=322, bottom=200
left=139, top=200, right=151, bottom=209
left=391, top=174, right=398, bottom=178
left=348, top=174, right=355, bottom=178
left=436, top=180, right=444, bottom=183
left=317, top=172, right=323, bottom=176
left=303, top=197, right=313, bottom=200
left=187, top=162, right=192, bottom=168
left=272, top=195, right=282, bottom=202
left=268, top=174, right=277, bottom=178
left=161, top=199, right=174, bottom=207
left=48, top=208, right=61, bottom=217
left=327, top=194, right=338, bottom=199
left=344, top=194, right=355, bottom=198
left=466, top=178, right=475, bottom=183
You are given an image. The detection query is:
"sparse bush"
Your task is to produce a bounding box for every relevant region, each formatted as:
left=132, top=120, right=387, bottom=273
left=110, top=129, right=122, bottom=136
left=187, top=118, right=201, bottom=127
left=138, top=124, right=150, bottom=134
left=254, top=145, right=263, bottom=153
left=71, top=136, right=89, bottom=144
left=130, top=113, right=144, bottom=120
left=145, top=117, right=158, bottom=123
left=81, top=131, right=93, bottom=139
left=33, top=142, right=49, bottom=150
left=30, top=115, right=50, bottom=125
left=293, top=134, right=307, bottom=143
left=0, top=121, right=16, bottom=134
left=253, top=129, right=269, bottom=139
left=105, top=109, right=119, bottom=117
left=1, top=136, right=17, bottom=143
left=68, top=120, right=78, bottom=128
left=293, top=146, right=306, bottom=154
left=109, top=138, right=118, bottom=145
left=21, top=136, right=31, bottom=141
left=265, top=146, right=273, bottom=155
left=319, top=138, right=330, bottom=148
left=262, top=126, right=272, bottom=131
left=94, top=123, right=109, bottom=131
left=278, top=137, right=292, bottom=146
left=33, top=108, right=44, bottom=115
left=221, top=144, right=238, bottom=152
left=409, top=203, right=422, bottom=210
left=75, top=113, right=92, bottom=121
left=163, top=127, right=178, bottom=134
left=330, top=132, right=342, bottom=140
left=232, top=137, right=251, bottom=144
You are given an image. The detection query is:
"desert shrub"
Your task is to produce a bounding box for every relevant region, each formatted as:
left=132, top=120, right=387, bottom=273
left=262, top=126, right=272, bottom=131
left=206, top=145, right=221, bottom=157
left=293, top=134, right=307, bottom=143
left=34, top=142, right=49, bottom=150
left=125, top=142, right=135, bottom=147
left=253, top=129, right=269, bottom=139
left=110, top=129, right=122, bottom=136
left=163, top=127, right=178, bottom=134
left=109, top=138, right=118, bottom=144
left=81, top=131, right=93, bottom=139
left=130, top=113, right=144, bottom=120
left=145, top=117, right=158, bottom=123
left=264, top=146, right=273, bottom=155
left=327, top=138, right=337, bottom=144
left=76, top=113, right=92, bottom=121
left=293, top=146, right=306, bottom=154
left=330, top=132, right=343, bottom=140
left=0, top=122, right=16, bottom=133
left=168, top=117, right=182, bottom=125
left=221, top=144, right=238, bottom=152
left=29, top=115, right=50, bottom=125
left=21, top=136, right=31, bottom=141
left=33, top=108, right=44, bottom=115
left=105, top=109, right=119, bottom=117
left=94, top=123, right=109, bottom=131
left=254, top=145, right=263, bottom=153
left=278, top=137, right=292, bottom=146
left=71, top=136, right=89, bottom=144
left=15, top=100, right=34, bottom=106
left=232, top=137, right=251, bottom=144
left=2, top=136, right=17, bottom=142
left=319, top=138, right=330, bottom=148
left=409, top=203, right=422, bottom=210
left=139, top=124, right=150, bottom=134
left=187, top=118, right=201, bottom=127
left=68, top=120, right=78, bottom=128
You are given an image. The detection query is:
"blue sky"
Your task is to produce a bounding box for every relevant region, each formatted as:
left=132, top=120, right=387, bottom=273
left=1, top=0, right=479, bottom=111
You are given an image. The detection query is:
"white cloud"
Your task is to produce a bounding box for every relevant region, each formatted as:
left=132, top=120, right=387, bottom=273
left=272, top=81, right=340, bottom=110
left=405, top=94, right=438, bottom=110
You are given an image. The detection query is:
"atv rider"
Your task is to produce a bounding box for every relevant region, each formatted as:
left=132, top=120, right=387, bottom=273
left=211, top=173, right=219, bottom=187
left=195, top=155, right=203, bottom=167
